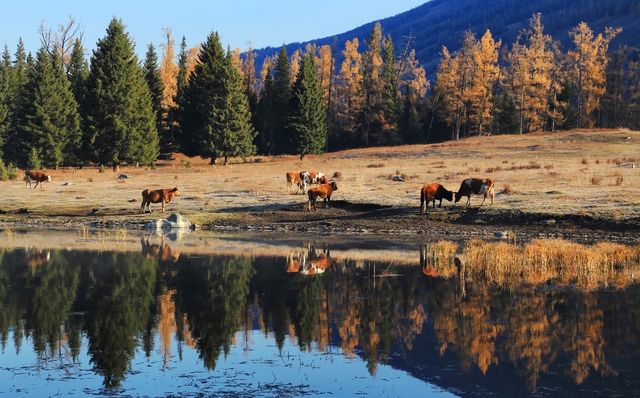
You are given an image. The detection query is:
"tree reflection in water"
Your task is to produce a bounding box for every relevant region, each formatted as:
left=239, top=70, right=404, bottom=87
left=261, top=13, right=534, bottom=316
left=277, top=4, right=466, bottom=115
left=0, top=238, right=639, bottom=395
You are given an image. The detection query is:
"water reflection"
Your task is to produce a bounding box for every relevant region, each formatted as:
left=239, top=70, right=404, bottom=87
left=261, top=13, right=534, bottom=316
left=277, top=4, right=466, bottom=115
left=0, top=238, right=639, bottom=396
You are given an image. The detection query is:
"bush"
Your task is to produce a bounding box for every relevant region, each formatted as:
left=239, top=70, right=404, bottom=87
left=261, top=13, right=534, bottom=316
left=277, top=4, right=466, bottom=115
left=7, top=163, right=18, bottom=180
left=0, top=159, right=7, bottom=181
left=27, top=148, right=42, bottom=170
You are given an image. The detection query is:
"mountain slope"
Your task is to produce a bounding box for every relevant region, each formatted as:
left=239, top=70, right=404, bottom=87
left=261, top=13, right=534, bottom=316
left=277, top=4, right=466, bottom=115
left=254, top=0, right=640, bottom=73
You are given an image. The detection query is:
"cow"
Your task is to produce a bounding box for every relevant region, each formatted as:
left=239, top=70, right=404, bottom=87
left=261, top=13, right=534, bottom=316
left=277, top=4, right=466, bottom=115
left=141, top=187, right=180, bottom=213
left=420, top=183, right=454, bottom=214
left=454, top=178, right=495, bottom=206
left=306, top=171, right=326, bottom=185
left=286, top=171, right=308, bottom=194
left=24, top=170, right=51, bottom=189
left=307, top=181, right=338, bottom=211
left=140, top=236, right=180, bottom=262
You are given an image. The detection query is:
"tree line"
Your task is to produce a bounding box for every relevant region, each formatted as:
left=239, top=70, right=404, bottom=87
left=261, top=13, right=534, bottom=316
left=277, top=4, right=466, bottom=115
left=0, top=14, right=638, bottom=169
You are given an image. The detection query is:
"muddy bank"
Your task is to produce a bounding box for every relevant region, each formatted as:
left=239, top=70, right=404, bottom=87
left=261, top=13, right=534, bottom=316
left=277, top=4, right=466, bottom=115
left=0, top=199, right=638, bottom=244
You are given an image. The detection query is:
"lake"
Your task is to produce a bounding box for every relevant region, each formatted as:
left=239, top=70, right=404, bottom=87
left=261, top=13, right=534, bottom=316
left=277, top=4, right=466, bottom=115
left=0, top=230, right=639, bottom=397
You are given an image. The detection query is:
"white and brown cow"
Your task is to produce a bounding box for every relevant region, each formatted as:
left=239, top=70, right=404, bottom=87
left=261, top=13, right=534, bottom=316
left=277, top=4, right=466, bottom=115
left=454, top=178, right=495, bottom=206
left=24, top=170, right=52, bottom=189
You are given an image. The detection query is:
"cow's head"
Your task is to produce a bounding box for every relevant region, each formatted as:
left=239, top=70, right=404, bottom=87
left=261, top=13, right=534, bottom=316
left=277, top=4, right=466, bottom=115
left=46, top=175, right=52, bottom=182
left=171, top=187, right=180, bottom=196
left=444, top=189, right=454, bottom=202
left=454, top=191, right=462, bottom=203
left=330, top=181, right=338, bottom=191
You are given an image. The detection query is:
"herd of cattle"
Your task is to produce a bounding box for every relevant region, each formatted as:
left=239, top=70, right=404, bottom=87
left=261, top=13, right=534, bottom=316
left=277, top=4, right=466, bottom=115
left=286, top=169, right=495, bottom=213
left=22, top=168, right=495, bottom=214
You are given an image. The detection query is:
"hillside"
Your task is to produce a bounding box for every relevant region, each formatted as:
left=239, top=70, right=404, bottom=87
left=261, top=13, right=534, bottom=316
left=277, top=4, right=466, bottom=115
left=254, top=0, right=640, bottom=72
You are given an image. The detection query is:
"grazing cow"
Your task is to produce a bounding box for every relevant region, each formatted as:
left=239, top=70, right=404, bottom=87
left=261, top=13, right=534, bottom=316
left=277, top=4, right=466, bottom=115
left=141, top=187, right=180, bottom=213
left=306, top=171, right=326, bottom=185
left=420, top=183, right=454, bottom=214
left=286, top=171, right=308, bottom=194
left=24, top=170, right=51, bottom=189
left=455, top=178, right=495, bottom=206
left=307, top=181, right=338, bottom=211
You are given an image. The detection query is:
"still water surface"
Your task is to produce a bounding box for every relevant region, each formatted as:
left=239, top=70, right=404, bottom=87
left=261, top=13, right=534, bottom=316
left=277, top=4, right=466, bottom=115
left=0, top=233, right=639, bottom=397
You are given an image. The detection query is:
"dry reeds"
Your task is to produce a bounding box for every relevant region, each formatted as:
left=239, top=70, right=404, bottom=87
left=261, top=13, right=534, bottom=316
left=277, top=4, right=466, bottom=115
left=420, top=241, right=458, bottom=278
left=613, top=173, right=624, bottom=186
left=367, top=163, right=385, bottom=168
left=591, top=176, right=603, bottom=185
left=461, top=239, right=640, bottom=290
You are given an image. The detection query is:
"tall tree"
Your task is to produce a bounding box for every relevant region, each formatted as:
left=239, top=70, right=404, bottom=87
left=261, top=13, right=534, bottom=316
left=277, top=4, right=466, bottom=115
left=143, top=44, right=165, bottom=149
left=0, top=47, right=10, bottom=157
left=399, top=49, right=429, bottom=143
left=84, top=18, right=159, bottom=166
left=361, top=22, right=385, bottom=146
left=272, top=46, right=293, bottom=153
left=335, top=38, right=363, bottom=148
left=381, top=35, right=400, bottom=144
left=567, top=22, right=621, bottom=127
left=178, top=32, right=255, bottom=164
left=469, top=30, right=501, bottom=135
left=66, top=39, right=88, bottom=104
left=256, top=69, right=276, bottom=154
left=159, top=29, right=179, bottom=110
left=289, top=54, right=327, bottom=159
left=507, top=14, right=555, bottom=133
left=15, top=47, right=81, bottom=167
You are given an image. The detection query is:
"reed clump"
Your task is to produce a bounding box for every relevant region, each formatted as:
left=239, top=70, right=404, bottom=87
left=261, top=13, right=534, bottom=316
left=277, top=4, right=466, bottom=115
left=420, top=240, right=458, bottom=278
left=461, top=239, right=640, bottom=290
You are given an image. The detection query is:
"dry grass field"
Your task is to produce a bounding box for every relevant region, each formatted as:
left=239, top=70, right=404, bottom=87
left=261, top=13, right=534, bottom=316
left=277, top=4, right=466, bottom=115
left=0, top=129, right=638, bottom=235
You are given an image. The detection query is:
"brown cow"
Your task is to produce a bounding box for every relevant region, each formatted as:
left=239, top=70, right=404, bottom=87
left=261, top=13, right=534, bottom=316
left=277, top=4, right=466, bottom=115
left=141, top=187, right=180, bottom=213
left=306, top=171, right=326, bottom=185
left=420, top=183, right=454, bottom=214
left=454, top=178, right=495, bottom=206
left=24, top=170, right=51, bottom=189
left=286, top=171, right=307, bottom=194
left=140, top=236, right=180, bottom=262
left=307, top=182, right=338, bottom=211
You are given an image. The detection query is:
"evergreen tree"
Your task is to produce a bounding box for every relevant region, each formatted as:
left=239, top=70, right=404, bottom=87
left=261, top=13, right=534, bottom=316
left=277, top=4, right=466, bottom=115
left=256, top=69, right=276, bottom=154
left=289, top=54, right=327, bottom=159
left=219, top=49, right=256, bottom=164
left=15, top=47, right=81, bottom=167
left=0, top=48, right=10, bottom=157
left=85, top=18, right=159, bottom=165
left=173, top=36, right=189, bottom=152
left=272, top=46, right=293, bottom=153
left=66, top=39, right=88, bottom=105
left=493, top=91, right=519, bottom=134
left=399, top=89, right=423, bottom=144
left=143, top=44, right=165, bottom=148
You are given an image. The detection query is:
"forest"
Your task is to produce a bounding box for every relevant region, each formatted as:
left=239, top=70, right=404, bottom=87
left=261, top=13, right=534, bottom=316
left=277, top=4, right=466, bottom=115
left=0, top=13, right=639, bottom=171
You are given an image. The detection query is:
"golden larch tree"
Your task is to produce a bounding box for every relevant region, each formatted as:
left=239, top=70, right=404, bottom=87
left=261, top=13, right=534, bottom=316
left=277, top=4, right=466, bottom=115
left=469, top=29, right=501, bottom=135
left=567, top=22, right=621, bottom=127
left=335, top=38, right=364, bottom=145
left=290, top=49, right=302, bottom=83
left=316, top=45, right=334, bottom=108
left=229, top=47, right=244, bottom=76
left=159, top=28, right=179, bottom=110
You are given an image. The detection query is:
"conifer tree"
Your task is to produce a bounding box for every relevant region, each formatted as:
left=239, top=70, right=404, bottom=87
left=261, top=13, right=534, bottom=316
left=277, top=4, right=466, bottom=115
left=382, top=35, right=400, bottom=144
left=399, top=49, right=429, bottom=143
left=335, top=38, right=363, bottom=148
left=361, top=22, right=385, bottom=146
left=16, top=47, right=81, bottom=167
left=0, top=48, right=10, bottom=157
left=469, top=30, right=501, bottom=135
left=178, top=32, right=255, bottom=164
left=85, top=18, right=159, bottom=165
left=172, top=35, right=189, bottom=152
left=219, top=49, right=256, bottom=164
left=67, top=38, right=88, bottom=104
left=272, top=46, right=293, bottom=153
left=289, top=54, right=327, bottom=159
left=256, top=69, right=276, bottom=154
left=144, top=44, right=165, bottom=147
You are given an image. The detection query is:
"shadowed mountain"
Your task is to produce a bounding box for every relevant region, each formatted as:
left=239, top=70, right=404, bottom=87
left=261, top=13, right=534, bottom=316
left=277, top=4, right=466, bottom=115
left=254, top=0, right=640, bottom=72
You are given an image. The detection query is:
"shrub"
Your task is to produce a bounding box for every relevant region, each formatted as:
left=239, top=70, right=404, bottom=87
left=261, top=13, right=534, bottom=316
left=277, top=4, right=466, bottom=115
left=614, top=174, right=624, bottom=186
left=591, top=176, right=602, bottom=185
left=0, top=159, right=7, bottom=181
left=500, top=184, right=514, bottom=194
left=27, top=148, right=41, bottom=170
left=98, top=165, right=105, bottom=173
left=7, top=163, right=18, bottom=180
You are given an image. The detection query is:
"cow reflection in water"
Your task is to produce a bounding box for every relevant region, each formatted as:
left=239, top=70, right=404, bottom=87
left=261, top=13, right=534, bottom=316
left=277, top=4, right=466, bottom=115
left=286, top=245, right=334, bottom=275
left=25, top=249, right=51, bottom=268
left=140, top=236, right=181, bottom=263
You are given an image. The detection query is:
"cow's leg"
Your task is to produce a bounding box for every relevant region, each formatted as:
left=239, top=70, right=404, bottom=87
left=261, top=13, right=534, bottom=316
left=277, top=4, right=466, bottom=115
left=161, top=201, right=165, bottom=212
left=466, top=195, right=471, bottom=206
left=438, top=199, right=443, bottom=208
left=480, top=195, right=486, bottom=206
left=141, top=201, right=145, bottom=213
left=325, top=196, right=330, bottom=208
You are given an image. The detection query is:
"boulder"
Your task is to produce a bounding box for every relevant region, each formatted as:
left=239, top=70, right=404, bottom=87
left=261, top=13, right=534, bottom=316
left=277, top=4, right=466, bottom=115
left=144, top=213, right=195, bottom=236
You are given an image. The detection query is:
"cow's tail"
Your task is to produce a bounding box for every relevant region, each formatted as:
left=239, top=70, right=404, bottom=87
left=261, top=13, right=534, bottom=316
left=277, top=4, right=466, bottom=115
left=141, top=189, right=149, bottom=211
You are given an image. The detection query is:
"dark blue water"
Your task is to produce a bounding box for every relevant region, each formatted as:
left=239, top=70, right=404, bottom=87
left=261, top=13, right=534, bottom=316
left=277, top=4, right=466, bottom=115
left=0, top=236, right=639, bottom=397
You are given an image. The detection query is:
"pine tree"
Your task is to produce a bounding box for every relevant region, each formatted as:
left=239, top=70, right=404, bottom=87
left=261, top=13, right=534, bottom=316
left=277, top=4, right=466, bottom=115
left=272, top=46, right=293, bottom=153
left=289, top=53, right=327, bottom=159
left=173, top=35, right=189, bottom=152
left=0, top=47, right=10, bottom=157
left=67, top=39, right=88, bottom=104
left=256, top=69, right=276, bottom=154
left=493, top=91, right=519, bottom=134
left=85, top=18, right=159, bottom=166
left=16, top=47, right=81, bottom=167
left=144, top=44, right=165, bottom=149
left=219, top=48, right=256, bottom=164
left=179, top=33, right=256, bottom=164
left=399, top=49, right=429, bottom=143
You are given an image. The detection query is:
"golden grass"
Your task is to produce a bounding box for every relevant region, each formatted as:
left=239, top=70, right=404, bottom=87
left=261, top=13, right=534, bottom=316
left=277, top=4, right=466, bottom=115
left=0, top=129, right=638, bottom=221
